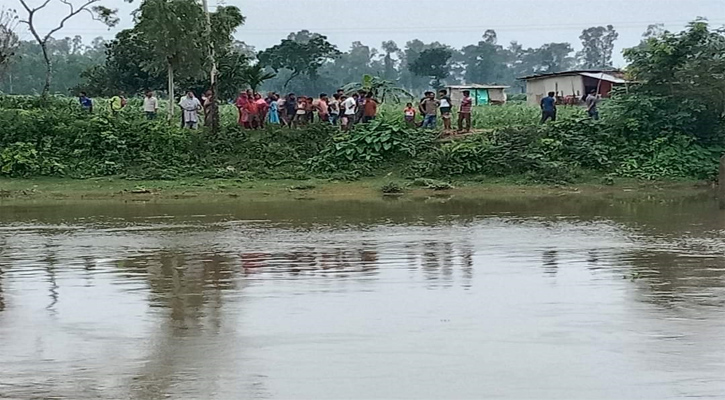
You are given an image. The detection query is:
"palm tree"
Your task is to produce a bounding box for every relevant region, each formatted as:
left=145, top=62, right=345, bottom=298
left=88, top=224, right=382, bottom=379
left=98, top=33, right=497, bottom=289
left=342, top=74, right=413, bottom=103
left=239, top=64, right=276, bottom=93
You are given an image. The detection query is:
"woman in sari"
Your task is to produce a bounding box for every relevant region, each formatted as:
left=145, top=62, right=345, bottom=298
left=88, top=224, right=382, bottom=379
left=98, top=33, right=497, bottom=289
left=202, top=90, right=215, bottom=127
left=268, top=94, right=280, bottom=124
left=235, top=92, right=250, bottom=128
left=254, top=93, right=268, bottom=129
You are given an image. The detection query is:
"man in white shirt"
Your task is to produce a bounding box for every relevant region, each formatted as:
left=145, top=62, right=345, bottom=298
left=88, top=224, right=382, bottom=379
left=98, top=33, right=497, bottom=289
left=341, top=93, right=359, bottom=131
left=179, top=91, right=202, bottom=129
left=143, top=91, right=158, bottom=120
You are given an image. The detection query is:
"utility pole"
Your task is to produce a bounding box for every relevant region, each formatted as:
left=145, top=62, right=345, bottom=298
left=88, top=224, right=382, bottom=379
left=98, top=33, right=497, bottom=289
left=201, top=0, right=219, bottom=132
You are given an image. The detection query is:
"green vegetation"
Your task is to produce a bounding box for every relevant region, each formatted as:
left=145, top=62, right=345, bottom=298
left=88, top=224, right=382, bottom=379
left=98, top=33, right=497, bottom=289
left=1, top=5, right=631, bottom=99
left=1, top=21, right=724, bottom=192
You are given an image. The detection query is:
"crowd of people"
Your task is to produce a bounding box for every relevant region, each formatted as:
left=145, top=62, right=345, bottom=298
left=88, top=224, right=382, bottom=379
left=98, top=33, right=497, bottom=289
left=230, top=88, right=475, bottom=133
left=78, top=87, right=480, bottom=132
left=231, top=89, right=380, bottom=131
left=80, top=87, right=601, bottom=130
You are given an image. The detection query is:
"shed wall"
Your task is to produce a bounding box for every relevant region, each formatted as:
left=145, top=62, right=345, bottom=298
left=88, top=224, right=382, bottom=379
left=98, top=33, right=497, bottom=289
left=447, top=87, right=507, bottom=106
left=526, top=76, right=584, bottom=105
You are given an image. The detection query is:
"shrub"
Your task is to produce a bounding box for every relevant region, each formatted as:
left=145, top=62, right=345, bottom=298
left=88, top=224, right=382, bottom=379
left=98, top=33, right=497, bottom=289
left=380, top=181, right=404, bottom=194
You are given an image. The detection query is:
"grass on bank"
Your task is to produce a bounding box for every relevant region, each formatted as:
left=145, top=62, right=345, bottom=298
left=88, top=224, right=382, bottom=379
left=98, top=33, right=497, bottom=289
left=0, top=174, right=713, bottom=203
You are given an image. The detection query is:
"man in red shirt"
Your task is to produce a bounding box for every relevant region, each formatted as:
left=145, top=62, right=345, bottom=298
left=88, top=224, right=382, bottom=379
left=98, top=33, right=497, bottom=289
left=363, top=92, right=378, bottom=123
left=458, top=90, right=473, bottom=133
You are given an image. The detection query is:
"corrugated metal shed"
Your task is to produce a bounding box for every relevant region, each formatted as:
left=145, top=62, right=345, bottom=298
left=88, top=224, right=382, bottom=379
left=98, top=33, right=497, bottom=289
left=446, top=84, right=510, bottom=89
left=578, top=72, right=627, bottom=84
left=519, top=69, right=624, bottom=81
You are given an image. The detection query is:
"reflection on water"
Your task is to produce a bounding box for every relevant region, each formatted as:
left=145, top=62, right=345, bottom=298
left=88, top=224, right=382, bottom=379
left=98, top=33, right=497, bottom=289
left=1, top=196, right=725, bottom=399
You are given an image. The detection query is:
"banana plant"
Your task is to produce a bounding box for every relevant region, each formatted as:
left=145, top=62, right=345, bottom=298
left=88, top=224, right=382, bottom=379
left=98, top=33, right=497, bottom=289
left=342, top=74, right=413, bottom=103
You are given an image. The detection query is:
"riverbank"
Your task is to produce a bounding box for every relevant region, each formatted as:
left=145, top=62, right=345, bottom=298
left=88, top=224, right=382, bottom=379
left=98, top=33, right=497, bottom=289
left=0, top=176, right=714, bottom=203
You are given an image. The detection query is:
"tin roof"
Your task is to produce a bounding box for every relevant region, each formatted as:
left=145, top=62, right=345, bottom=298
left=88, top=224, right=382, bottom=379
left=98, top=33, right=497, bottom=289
left=445, top=84, right=510, bottom=89
left=578, top=72, right=628, bottom=84
left=519, top=69, right=624, bottom=81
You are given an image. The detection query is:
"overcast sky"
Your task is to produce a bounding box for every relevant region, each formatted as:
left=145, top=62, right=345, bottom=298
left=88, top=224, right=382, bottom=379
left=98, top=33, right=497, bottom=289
left=17, top=0, right=725, bottom=66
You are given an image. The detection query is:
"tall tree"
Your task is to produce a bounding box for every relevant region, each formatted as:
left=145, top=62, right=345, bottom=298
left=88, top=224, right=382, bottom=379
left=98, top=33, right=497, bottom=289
left=381, top=40, right=399, bottom=81
left=456, top=29, right=510, bottom=85
left=2, top=36, right=105, bottom=94
left=527, top=43, right=575, bottom=73
left=75, top=29, right=163, bottom=96
left=577, top=25, right=619, bottom=69
left=206, top=5, right=244, bottom=130
left=257, top=31, right=340, bottom=88
left=17, top=0, right=118, bottom=97
left=0, top=7, right=19, bottom=77
left=135, top=0, right=207, bottom=119
left=409, top=47, right=452, bottom=89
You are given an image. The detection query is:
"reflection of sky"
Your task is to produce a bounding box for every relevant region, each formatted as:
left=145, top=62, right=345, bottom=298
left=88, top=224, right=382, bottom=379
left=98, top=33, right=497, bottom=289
left=0, top=212, right=724, bottom=399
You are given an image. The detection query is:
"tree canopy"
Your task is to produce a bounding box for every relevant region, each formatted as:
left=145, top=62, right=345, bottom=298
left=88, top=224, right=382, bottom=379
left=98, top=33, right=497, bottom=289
left=578, top=25, right=619, bottom=69
left=408, top=47, right=453, bottom=89
left=3, top=23, right=628, bottom=96
left=257, top=31, right=340, bottom=89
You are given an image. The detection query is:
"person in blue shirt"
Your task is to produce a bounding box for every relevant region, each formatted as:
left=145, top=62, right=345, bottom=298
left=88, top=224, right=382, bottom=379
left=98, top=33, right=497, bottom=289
left=540, top=91, right=556, bottom=123
left=79, top=92, right=93, bottom=113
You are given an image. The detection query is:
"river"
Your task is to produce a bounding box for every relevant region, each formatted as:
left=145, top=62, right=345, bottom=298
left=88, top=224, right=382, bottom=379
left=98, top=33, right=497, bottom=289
left=1, top=195, right=724, bottom=399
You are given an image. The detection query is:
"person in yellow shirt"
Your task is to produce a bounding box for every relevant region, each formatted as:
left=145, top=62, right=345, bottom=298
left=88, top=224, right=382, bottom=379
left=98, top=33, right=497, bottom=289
left=110, top=92, right=127, bottom=115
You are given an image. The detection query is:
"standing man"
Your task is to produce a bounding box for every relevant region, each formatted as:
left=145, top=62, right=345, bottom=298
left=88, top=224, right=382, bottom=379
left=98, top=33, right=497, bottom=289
left=283, top=93, right=297, bottom=128
left=143, top=90, right=158, bottom=120
left=585, top=89, right=600, bottom=120
left=363, top=93, right=377, bottom=123
left=421, top=91, right=440, bottom=129
left=540, top=91, right=557, bottom=123
left=328, top=93, right=341, bottom=125
left=458, top=90, right=473, bottom=133
left=179, top=91, right=202, bottom=129
left=355, top=90, right=367, bottom=124
left=314, top=93, right=330, bottom=123
left=341, top=93, right=359, bottom=131
left=79, top=92, right=93, bottom=113
left=438, top=89, right=453, bottom=130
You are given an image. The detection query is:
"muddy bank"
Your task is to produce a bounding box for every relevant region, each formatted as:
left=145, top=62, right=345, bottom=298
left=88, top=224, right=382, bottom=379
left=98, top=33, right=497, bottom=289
left=0, top=176, right=714, bottom=203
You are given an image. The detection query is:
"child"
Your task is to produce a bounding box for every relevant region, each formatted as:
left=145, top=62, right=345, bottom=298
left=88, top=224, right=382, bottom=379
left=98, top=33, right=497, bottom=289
left=404, top=103, right=416, bottom=127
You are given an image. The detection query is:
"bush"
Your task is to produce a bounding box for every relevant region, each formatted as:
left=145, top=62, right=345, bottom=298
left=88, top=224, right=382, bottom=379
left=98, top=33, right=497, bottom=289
left=307, top=120, right=436, bottom=175
left=380, top=181, right=404, bottom=194
left=1, top=93, right=722, bottom=182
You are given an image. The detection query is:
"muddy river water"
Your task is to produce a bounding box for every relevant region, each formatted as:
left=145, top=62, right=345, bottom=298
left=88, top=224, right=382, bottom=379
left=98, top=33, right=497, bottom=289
left=1, top=195, right=724, bottom=399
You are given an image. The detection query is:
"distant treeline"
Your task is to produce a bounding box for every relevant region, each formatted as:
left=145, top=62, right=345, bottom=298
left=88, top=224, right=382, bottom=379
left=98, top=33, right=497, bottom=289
left=1, top=21, right=637, bottom=98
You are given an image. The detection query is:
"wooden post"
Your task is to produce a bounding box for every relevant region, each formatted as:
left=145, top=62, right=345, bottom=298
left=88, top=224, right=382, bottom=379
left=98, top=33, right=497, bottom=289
left=719, top=155, right=725, bottom=209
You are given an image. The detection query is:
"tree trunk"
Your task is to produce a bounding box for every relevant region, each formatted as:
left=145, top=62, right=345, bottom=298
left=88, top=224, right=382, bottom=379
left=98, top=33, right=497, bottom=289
left=201, top=0, right=219, bottom=133
left=167, top=62, right=175, bottom=121
left=209, top=81, right=219, bottom=132
left=720, top=155, right=725, bottom=209
left=40, top=42, right=51, bottom=99
left=283, top=72, right=299, bottom=89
